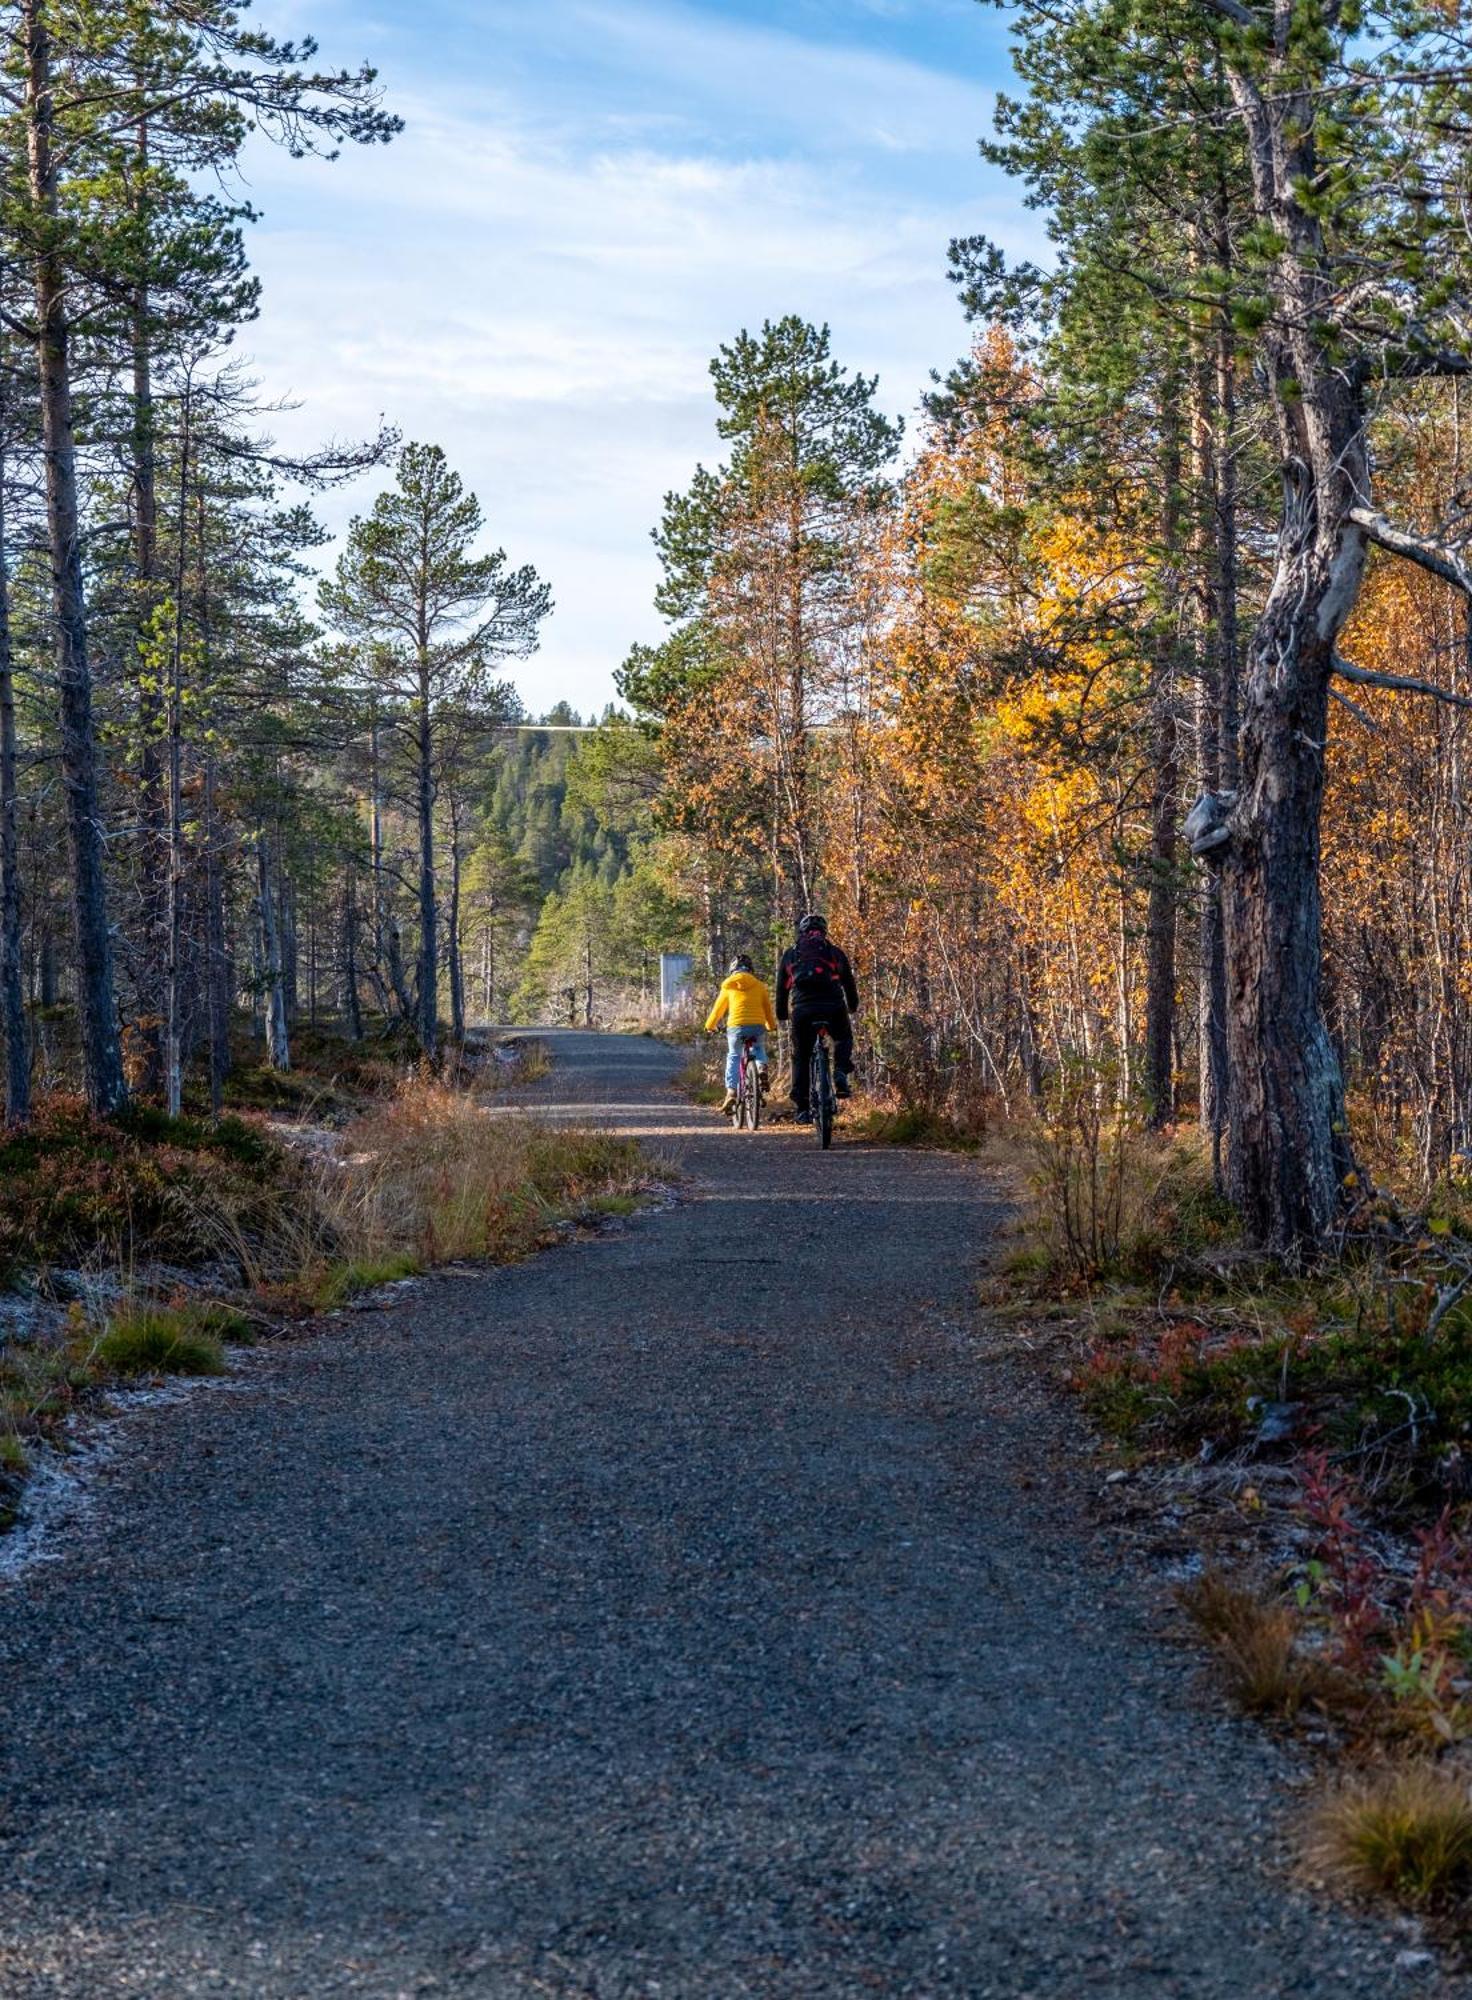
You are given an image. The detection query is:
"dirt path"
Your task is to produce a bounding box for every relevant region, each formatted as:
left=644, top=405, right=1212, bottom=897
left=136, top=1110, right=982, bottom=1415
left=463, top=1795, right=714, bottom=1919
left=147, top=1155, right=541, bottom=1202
left=0, top=1031, right=1454, bottom=1996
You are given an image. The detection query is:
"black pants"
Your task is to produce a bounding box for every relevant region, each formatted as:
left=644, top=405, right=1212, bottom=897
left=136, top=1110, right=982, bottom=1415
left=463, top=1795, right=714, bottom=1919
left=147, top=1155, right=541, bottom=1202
left=789, top=1009, right=853, bottom=1111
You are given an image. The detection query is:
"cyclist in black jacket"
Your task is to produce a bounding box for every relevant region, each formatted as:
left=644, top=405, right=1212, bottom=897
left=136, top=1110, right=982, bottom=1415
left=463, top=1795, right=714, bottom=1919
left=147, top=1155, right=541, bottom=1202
left=776, top=913, right=858, bottom=1123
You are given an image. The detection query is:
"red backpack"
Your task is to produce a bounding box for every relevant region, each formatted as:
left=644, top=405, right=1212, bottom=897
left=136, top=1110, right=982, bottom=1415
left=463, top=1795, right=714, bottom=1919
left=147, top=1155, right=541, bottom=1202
left=788, top=934, right=844, bottom=1002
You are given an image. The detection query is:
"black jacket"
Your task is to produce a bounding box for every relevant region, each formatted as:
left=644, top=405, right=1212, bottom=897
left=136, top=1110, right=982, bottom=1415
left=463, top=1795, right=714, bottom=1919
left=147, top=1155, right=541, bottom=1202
left=775, top=939, right=859, bottom=1022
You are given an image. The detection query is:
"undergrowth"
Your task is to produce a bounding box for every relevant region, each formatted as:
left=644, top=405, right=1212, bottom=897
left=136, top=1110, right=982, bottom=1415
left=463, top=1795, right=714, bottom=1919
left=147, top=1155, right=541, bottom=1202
left=996, top=1058, right=1472, bottom=1921
left=0, top=1098, right=290, bottom=1278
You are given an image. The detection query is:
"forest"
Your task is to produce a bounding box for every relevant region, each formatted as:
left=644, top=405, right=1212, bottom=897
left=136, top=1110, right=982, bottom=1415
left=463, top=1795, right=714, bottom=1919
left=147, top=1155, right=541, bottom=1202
left=6, top=0, right=1472, bottom=1264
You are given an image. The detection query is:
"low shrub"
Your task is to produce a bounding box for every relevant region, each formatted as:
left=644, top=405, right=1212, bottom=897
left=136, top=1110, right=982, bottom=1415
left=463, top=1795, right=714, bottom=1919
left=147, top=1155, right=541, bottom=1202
left=0, top=1097, right=291, bottom=1275
left=1307, top=1763, right=1472, bottom=1906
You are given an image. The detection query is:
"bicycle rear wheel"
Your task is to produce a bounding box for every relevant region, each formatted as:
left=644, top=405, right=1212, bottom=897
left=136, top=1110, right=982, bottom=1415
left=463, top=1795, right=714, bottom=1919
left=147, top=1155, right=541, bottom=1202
left=746, top=1061, right=762, bottom=1130
left=812, top=1041, right=834, bottom=1149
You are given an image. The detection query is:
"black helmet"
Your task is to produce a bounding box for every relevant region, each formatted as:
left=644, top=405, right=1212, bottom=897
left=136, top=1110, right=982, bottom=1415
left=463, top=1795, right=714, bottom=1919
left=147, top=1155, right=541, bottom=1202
left=797, top=913, right=827, bottom=937
left=729, top=953, right=754, bottom=974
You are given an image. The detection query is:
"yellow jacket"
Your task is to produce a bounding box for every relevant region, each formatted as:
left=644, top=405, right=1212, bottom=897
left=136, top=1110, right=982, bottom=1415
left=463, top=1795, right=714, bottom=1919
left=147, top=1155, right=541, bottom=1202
left=706, top=971, right=777, bottom=1032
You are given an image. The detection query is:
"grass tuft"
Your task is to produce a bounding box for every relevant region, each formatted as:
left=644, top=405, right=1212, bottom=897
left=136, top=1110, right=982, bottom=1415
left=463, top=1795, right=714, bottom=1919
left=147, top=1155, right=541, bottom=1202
left=94, top=1303, right=227, bottom=1379
left=1178, top=1569, right=1328, bottom=1718
left=308, top=1253, right=424, bottom=1312
left=1307, top=1763, right=1472, bottom=1906
left=853, top=1104, right=983, bottom=1151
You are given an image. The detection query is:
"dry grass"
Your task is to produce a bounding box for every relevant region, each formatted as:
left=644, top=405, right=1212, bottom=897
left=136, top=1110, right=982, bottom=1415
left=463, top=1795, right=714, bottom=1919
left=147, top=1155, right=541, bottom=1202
left=496, top=1037, right=552, bottom=1085
left=672, top=1045, right=725, bottom=1106
left=1307, top=1763, right=1472, bottom=1906
left=316, top=1076, right=647, bottom=1271
left=1177, top=1569, right=1331, bottom=1718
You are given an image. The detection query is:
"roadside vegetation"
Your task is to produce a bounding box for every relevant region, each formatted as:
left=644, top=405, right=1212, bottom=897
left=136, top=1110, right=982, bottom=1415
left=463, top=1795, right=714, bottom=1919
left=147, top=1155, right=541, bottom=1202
left=0, top=1027, right=650, bottom=1536
left=988, top=1068, right=1472, bottom=1920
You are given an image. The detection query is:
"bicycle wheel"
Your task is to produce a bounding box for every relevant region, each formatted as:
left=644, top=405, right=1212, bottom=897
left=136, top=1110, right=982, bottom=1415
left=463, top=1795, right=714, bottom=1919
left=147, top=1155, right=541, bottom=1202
left=734, top=1055, right=750, bottom=1130
left=746, top=1058, right=762, bottom=1130
left=812, top=1040, right=834, bottom=1150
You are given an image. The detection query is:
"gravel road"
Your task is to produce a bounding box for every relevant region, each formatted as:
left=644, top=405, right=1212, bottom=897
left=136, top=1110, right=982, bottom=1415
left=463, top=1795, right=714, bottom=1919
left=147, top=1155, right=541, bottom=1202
left=0, top=1030, right=1458, bottom=1997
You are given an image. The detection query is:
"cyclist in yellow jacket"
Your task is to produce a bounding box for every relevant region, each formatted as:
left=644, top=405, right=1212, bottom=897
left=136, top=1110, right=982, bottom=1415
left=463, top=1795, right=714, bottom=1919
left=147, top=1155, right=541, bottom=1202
left=705, top=954, right=778, bottom=1115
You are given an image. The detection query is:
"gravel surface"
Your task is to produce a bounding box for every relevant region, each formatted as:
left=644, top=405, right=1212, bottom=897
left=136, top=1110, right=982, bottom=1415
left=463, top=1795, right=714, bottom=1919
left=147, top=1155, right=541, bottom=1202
left=0, top=1029, right=1460, bottom=1997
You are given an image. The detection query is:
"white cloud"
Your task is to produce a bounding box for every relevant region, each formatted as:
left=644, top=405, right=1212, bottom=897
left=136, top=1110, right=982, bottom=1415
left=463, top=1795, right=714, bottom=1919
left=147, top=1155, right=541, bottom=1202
left=232, top=2, right=1035, bottom=713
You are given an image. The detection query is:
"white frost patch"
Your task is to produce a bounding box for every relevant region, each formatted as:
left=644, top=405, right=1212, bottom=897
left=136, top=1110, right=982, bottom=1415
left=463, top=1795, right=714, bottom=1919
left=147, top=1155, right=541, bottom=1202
left=0, top=1357, right=256, bottom=1588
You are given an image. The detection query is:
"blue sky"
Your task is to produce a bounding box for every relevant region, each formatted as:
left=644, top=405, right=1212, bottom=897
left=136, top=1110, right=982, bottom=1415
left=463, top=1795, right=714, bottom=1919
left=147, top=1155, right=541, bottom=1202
left=239, top=0, right=1036, bottom=714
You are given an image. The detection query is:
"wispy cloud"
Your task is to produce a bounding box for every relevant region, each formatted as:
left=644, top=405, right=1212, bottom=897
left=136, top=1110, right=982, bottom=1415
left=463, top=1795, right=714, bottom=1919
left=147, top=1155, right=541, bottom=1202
left=237, top=0, right=1032, bottom=712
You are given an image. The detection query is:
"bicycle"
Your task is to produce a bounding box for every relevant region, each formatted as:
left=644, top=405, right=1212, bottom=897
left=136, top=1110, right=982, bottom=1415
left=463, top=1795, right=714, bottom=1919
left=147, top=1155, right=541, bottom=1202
left=733, top=1032, right=765, bottom=1132
left=810, top=1023, right=837, bottom=1150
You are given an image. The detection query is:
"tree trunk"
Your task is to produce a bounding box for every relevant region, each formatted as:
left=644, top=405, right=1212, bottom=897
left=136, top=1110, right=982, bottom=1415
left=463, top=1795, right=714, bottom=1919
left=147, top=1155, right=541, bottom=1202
left=1224, top=452, right=1363, bottom=1250
left=163, top=383, right=191, bottom=1118
left=131, top=120, right=166, bottom=1099
left=24, top=0, right=127, bottom=1115
left=204, top=755, right=229, bottom=1113
left=0, top=433, right=30, bottom=1127
left=280, top=869, right=298, bottom=1020
left=1144, top=397, right=1182, bottom=1130
left=343, top=866, right=363, bottom=1042
left=1197, top=312, right=1239, bottom=1186
left=448, top=803, right=465, bottom=1042
left=415, top=675, right=437, bottom=1058
left=258, top=839, right=290, bottom=1073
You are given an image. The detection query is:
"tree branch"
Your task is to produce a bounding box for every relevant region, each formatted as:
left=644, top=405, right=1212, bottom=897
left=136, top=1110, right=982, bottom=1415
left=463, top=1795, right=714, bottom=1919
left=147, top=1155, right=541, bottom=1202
left=1348, top=506, right=1472, bottom=596
left=1333, top=653, right=1472, bottom=711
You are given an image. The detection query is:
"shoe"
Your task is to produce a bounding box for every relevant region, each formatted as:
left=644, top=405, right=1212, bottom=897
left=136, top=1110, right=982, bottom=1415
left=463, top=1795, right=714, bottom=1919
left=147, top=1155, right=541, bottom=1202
left=834, top=1074, right=852, bottom=1099
left=793, top=1107, right=813, bottom=1124
left=721, top=1090, right=737, bottom=1114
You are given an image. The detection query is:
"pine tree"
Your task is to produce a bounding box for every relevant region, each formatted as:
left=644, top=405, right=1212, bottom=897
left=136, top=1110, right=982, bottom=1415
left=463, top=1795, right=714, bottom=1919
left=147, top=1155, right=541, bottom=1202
left=322, top=445, right=549, bottom=1058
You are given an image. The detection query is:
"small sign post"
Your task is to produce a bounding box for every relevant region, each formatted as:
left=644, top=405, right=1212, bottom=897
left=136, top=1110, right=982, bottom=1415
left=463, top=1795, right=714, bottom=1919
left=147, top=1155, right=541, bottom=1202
left=659, top=952, right=695, bottom=1018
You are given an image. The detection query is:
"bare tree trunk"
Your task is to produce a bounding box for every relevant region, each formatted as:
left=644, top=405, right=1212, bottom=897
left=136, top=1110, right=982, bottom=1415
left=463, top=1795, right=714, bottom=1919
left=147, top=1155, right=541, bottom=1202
left=0, top=431, right=29, bottom=1127
left=1224, top=448, right=1363, bottom=1249
left=343, top=865, right=363, bottom=1041
left=24, top=0, right=127, bottom=1116
left=415, top=677, right=437, bottom=1058
left=1144, top=396, right=1182, bottom=1130
left=448, top=797, right=465, bottom=1041
left=258, top=839, right=290, bottom=1073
